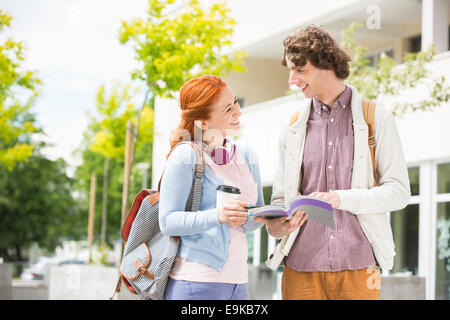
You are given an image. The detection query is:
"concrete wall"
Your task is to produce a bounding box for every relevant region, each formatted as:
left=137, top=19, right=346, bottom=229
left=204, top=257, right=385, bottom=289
left=380, top=276, right=426, bottom=300
left=252, top=267, right=426, bottom=300
left=11, top=280, right=48, bottom=300
left=5, top=264, right=138, bottom=300
left=0, top=264, right=12, bottom=300
left=48, top=265, right=119, bottom=300
left=2, top=262, right=427, bottom=300
left=248, top=265, right=276, bottom=300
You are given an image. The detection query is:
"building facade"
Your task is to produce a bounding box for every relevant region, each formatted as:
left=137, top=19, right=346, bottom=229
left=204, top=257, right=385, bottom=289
left=152, top=0, right=450, bottom=299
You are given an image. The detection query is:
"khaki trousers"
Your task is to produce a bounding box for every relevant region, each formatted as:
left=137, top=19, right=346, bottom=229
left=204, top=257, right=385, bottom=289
left=281, top=265, right=381, bottom=300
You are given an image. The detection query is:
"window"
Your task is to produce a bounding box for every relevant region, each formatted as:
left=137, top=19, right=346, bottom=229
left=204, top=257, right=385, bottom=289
left=384, top=49, right=394, bottom=59
left=436, top=202, right=450, bottom=300
left=409, top=166, right=420, bottom=196
left=390, top=167, right=420, bottom=275
left=247, top=232, right=254, bottom=264
left=259, top=186, right=273, bottom=263
left=237, top=98, right=245, bottom=108
left=407, top=26, right=450, bottom=53
left=366, top=49, right=394, bottom=67
left=436, top=162, right=450, bottom=300
left=391, top=204, right=419, bottom=275
left=248, top=186, right=272, bottom=264
left=263, top=186, right=272, bottom=205
left=408, top=34, right=421, bottom=54
left=438, top=163, right=450, bottom=194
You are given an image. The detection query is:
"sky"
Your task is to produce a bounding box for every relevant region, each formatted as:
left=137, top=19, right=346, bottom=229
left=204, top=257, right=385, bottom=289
left=0, top=0, right=332, bottom=175
left=0, top=0, right=149, bottom=174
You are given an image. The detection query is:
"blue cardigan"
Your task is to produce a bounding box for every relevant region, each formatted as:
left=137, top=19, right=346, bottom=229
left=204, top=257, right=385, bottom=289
left=158, top=142, right=264, bottom=272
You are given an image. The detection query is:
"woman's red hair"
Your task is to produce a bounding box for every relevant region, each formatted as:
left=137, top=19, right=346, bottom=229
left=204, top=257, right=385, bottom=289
left=167, top=75, right=226, bottom=159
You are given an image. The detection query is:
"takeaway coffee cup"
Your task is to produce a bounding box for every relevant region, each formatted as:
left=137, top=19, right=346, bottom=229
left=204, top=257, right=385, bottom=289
left=216, top=185, right=241, bottom=209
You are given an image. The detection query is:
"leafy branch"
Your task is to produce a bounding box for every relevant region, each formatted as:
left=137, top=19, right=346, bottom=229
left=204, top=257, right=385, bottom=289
left=342, top=22, right=450, bottom=117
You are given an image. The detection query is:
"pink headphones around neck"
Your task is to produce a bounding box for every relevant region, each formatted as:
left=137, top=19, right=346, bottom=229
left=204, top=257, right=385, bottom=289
left=210, top=139, right=236, bottom=165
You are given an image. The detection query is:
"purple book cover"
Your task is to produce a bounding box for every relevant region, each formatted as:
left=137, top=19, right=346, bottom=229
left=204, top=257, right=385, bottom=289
left=248, top=196, right=335, bottom=229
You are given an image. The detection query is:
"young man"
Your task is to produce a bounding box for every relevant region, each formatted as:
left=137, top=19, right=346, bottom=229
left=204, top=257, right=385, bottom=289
left=254, top=25, right=411, bottom=300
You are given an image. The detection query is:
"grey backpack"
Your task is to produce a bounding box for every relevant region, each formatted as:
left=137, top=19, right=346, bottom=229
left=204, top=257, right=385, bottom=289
left=110, top=142, right=204, bottom=300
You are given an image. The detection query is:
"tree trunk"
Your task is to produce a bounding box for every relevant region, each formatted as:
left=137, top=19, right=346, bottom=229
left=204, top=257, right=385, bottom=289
left=15, top=244, right=23, bottom=277
left=101, top=157, right=109, bottom=247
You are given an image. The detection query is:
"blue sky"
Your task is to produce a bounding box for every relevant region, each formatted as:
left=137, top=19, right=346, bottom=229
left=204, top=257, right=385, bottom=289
left=0, top=0, right=149, bottom=174
left=0, top=0, right=307, bottom=175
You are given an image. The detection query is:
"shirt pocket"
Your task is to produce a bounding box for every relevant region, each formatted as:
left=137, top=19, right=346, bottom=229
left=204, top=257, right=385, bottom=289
left=337, top=132, right=354, bottom=168
left=303, top=120, right=327, bottom=161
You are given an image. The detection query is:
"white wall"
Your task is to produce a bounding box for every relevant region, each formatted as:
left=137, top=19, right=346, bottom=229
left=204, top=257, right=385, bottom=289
left=151, top=52, right=450, bottom=189
left=48, top=265, right=119, bottom=300
left=227, top=0, right=364, bottom=51
left=151, top=97, right=180, bottom=190
left=224, top=57, right=289, bottom=107
left=393, top=52, right=450, bottom=164
left=239, top=53, right=450, bottom=184
left=236, top=94, right=306, bottom=186
left=151, top=0, right=450, bottom=189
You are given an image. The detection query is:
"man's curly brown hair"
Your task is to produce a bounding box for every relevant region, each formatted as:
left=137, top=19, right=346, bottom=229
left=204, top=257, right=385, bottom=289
left=281, top=24, right=351, bottom=79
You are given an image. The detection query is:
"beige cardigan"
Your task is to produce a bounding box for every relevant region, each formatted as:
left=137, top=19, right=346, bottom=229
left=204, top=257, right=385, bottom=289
left=266, top=86, right=411, bottom=271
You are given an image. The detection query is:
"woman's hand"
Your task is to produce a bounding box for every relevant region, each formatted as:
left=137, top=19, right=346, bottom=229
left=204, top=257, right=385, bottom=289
left=254, top=210, right=308, bottom=238
left=218, top=199, right=250, bottom=227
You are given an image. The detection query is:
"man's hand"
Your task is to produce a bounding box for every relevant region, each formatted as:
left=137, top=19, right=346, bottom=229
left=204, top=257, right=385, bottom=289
left=310, top=191, right=341, bottom=208
left=254, top=210, right=308, bottom=238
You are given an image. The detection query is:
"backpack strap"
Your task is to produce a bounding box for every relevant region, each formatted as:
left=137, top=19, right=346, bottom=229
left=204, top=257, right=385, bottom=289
left=183, top=142, right=204, bottom=212
left=289, top=109, right=303, bottom=126
left=362, top=99, right=377, bottom=186
left=157, top=141, right=205, bottom=195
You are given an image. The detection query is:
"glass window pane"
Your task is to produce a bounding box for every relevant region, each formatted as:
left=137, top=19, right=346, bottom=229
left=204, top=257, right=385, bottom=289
left=436, top=202, right=450, bottom=300
left=246, top=224, right=269, bottom=264
left=260, top=227, right=268, bottom=263
left=438, top=163, right=450, bottom=194
left=391, top=204, right=419, bottom=275
left=408, top=167, right=420, bottom=196
left=263, top=186, right=272, bottom=205
left=247, top=232, right=253, bottom=264
left=249, top=186, right=273, bottom=265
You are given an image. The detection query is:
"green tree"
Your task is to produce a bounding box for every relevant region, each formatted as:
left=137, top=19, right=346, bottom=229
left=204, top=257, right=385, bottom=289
left=118, top=0, right=247, bottom=210
left=73, top=84, right=154, bottom=247
left=90, top=83, right=153, bottom=159
left=90, top=83, right=153, bottom=246
left=0, top=143, right=75, bottom=264
left=0, top=10, right=41, bottom=170
left=119, top=0, right=247, bottom=100
left=73, top=0, right=247, bottom=248
left=341, top=22, right=450, bottom=116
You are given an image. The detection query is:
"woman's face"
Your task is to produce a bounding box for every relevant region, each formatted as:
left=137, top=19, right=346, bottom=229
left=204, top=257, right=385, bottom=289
left=200, top=85, right=242, bottom=141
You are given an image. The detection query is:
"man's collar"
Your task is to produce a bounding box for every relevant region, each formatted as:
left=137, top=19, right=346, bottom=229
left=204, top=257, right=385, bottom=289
left=312, top=85, right=352, bottom=115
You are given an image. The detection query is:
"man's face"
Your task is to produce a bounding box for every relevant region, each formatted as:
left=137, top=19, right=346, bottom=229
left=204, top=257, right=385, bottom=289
left=286, top=57, right=326, bottom=100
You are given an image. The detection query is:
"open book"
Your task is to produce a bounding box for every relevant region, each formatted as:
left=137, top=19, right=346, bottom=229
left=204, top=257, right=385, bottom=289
left=248, top=195, right=335, bottom=229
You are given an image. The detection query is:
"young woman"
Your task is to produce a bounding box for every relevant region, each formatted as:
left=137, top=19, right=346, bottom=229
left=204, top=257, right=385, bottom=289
left=158, top=75, right=264, bottom=300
